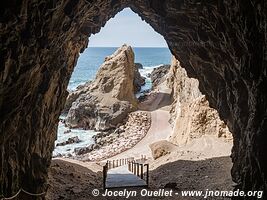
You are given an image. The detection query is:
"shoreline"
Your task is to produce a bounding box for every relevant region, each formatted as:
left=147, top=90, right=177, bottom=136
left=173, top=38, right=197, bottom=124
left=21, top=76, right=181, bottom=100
left=69, top=111, right=152, bottom=161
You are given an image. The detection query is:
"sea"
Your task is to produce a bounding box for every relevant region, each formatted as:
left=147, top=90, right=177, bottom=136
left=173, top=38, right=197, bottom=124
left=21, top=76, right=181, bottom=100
left=53, top=47, right=172, bottom=157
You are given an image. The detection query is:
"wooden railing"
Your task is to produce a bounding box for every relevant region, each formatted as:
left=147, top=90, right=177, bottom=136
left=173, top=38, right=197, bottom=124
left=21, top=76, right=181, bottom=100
left=128, top=161, right=149, bottom=187
left=103, top=155, right=149, bottom=189
left=106, top=157, right=134, bottom=170
left=103, top=157, right=134, bottom=189
left=103, top=162, right=108, bottom=189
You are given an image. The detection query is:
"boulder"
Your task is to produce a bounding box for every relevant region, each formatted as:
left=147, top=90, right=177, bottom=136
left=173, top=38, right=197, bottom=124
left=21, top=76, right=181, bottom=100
left=150, top=64, right=170, bottom=89
left=56, top=136, right=81, bottom=147
left=74, top=144, right=100, bottom=155
left=149, top=140, right=177, bottom=159
left=135, top=63, right=143, bottom=69
left=65, top=45, right=138, bottom=131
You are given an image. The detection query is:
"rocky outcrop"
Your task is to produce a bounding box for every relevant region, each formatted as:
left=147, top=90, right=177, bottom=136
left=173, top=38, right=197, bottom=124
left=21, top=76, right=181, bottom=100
left=150, top=64, right=170, bottom=89
left=56, top=136, right=81, bottom=147
left=65, top=45, right=137, bottom=131
left=135, top=63, right=143, bottom=69
left=134, top=64, right=146, bottom=93
left=62, top=81, right=92, bottom=114
left=77, top=111, right=151, bottom=161
left=167, top=57, right=232, bottom=146
left=74, top=144, right=100, bottom=155
left=0, top=1, right=266, bottom=198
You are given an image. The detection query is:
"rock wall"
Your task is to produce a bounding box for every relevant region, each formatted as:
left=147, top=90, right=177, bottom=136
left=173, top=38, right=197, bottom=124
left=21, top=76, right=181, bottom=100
left=0, top=0, right=266, bottom=198
left=167, top=57, right=232, bottom=146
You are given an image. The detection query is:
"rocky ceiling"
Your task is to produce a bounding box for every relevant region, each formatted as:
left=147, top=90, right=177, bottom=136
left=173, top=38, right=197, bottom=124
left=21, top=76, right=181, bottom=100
left=0, top=0, right=266, bottom=199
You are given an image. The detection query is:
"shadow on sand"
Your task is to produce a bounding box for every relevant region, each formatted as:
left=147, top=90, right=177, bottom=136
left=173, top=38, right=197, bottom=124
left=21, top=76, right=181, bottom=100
left=46, top=156, right=233, bottom=200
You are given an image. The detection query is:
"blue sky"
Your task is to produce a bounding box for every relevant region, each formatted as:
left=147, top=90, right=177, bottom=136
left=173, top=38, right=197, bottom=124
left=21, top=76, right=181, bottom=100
left=89, top=8, right=168, bottom=47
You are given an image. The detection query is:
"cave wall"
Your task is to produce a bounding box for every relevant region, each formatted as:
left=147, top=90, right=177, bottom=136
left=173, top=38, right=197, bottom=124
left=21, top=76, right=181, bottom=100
left=0, top=0, right=266, bottom=198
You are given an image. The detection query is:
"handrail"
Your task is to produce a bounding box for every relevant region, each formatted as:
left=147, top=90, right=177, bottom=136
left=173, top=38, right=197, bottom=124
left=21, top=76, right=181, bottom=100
left=103, top=157, right=135, bottom=189
left=128, top=160, right=149, bottom=187
left=103, top=155, right=149, bottom=189
left=103, top=162, right=108, bottom=189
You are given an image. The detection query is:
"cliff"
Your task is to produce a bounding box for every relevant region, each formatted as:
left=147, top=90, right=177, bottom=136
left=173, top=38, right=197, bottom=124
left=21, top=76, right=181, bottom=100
left=167, top=57, right=232, bottom=146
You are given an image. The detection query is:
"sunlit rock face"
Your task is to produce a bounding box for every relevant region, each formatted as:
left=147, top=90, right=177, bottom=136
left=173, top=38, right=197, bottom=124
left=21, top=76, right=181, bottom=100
left=0, top=0, right=266, bottom=198
left=167, top=57, right=232, bottom=146
left=65, top=44, right=137, bottom=131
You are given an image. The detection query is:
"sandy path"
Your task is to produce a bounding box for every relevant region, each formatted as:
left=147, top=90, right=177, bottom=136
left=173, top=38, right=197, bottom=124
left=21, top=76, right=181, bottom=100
left=105, top=81, right=173, bottom=161
left=106, top=109, right=172, bottom=161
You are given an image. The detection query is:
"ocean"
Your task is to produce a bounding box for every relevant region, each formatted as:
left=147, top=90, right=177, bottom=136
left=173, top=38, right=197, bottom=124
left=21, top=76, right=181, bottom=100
left=53, top=47, right=172, bottom=157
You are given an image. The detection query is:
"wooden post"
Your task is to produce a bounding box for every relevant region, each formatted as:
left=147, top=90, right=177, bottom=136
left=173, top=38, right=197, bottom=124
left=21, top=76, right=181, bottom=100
left=131, top=162, right=134, bottom=173
left=145, top=164, right=149, bottom=186
left=141, top=164, right=143, bottom=179
left=116, top=160, right=118, bottom=167
left=137, top=164, right=140, bottom=177
left=113, top=160, right=115, bottom=168
left=103, top=165, right=107, bottom=189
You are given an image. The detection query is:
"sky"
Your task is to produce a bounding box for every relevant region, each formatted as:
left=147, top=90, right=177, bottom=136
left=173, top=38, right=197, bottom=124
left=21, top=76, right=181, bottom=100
left=88, top=8, right=168, bottom=47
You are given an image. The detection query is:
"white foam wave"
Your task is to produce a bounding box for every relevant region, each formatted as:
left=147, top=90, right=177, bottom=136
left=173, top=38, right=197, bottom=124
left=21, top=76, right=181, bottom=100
left=53, top=121, right=98, bottom=157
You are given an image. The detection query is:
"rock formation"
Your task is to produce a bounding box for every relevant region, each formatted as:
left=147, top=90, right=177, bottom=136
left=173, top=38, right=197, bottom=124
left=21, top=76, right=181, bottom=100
left=65, top=44, right=137, bottom=131
left=0, top=1, right=266, bottom=198
left=150, top=64, right=171, bottom=89
left=135, top=63, right=143, bottom=69
left=167, top=57, right=232, bottom=146
left=56, top=136, right=81, bottom=147
left=133, top=64, right=146, bottom=93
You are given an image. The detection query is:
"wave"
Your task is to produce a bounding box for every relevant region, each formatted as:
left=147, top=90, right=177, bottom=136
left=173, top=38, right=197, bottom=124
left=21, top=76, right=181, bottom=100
left=53, top=121, right=98, bottom=157
left=139, top=64, right=164, bottom=78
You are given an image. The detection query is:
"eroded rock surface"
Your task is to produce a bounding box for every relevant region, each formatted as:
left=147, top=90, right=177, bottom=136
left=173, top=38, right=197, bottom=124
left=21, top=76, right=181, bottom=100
left=65, top=45, right=137, bottom=131
left=133, top=64, right=146, bottom=93
left=167, top=57, right=232, bottom=146
left=0, top=0, right=266, bottom=198
left=150, top=64, right=171, bottom=89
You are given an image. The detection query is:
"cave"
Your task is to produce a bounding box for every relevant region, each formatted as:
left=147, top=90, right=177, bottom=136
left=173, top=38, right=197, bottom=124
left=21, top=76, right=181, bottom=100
left=0, top=0, right=266, bottom=199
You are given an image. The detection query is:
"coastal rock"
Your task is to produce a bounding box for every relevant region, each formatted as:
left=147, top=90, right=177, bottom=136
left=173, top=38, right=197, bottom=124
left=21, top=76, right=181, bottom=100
left=74, top=144, right=100, bottom=155
left=135, top=63, right=143, bottom=69
left=150, top=65, right=170, bottom=89
left=63, top=129, right=71, bottom=134
left=56, top=136, right=81, bottom=147
left=134, top=64, right=146, bottom=93
left=149, top=140, right=177, bottom=159
left=65, top=45, right=138, bottom=130
left=167, top=57, right=232, bottom=146
left=77, top=111, right=151, bottom=161
left=63, top=81, right=92, bottom=114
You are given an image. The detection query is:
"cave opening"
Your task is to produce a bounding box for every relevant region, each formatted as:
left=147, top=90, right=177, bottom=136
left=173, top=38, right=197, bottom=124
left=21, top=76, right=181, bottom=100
left=0, top=0, right=266, bottom=199
left=50, top=6, right=234, bottom=198
left=53, top=7, right=173, bottom=159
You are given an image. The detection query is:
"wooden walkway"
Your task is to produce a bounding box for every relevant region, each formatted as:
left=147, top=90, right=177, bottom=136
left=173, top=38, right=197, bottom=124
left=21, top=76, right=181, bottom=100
left=106, top=165, right=147, bottom=188
left=103, top=157, right=149, bottom=189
